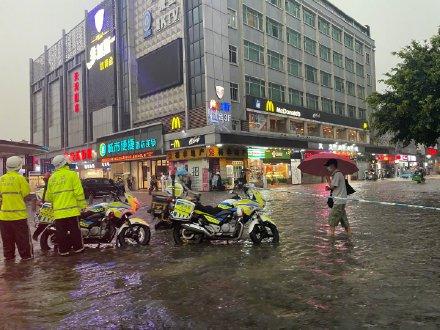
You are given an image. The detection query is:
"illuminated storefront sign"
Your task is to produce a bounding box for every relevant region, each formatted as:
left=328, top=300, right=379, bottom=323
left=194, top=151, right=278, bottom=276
left=209, top=100, right=231, bottom=124
left=101, top=152, right=155, bottom=163
left=86, top=0, right=116, bottom=111
left=248, top=148, right=266, bottom=159
left=73, top=71, right=81, bottom=113
left=171, top=116, right=182, bottom=130
left=248, top=148, right=291, bottom=160
left=318, top=143, right=359, bottom=152
left=170, top=135, right=205, bottom=149
left=143, top=10, right=153, bottom=38
left=396, top=154, right=417, bottom=162
left=65, top=148, right=94, bottom=162
left=99, top=138, right=157, bottom=157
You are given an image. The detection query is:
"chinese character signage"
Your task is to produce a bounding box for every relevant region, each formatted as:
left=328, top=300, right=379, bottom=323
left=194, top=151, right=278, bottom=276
left=65, top=148, right=94, bottom=162
left=209, top=100, right=231, bottom=125
left=73, top=71, right=81, bottom=113
left=169, top=135, right=205, bottom=149
left=86, top=0, right=116, bottom=111
left=96, top=124, right=163, bottom=161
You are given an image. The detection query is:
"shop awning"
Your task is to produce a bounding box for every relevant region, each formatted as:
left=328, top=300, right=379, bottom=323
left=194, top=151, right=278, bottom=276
left=0, top=140, right=48, bottom=158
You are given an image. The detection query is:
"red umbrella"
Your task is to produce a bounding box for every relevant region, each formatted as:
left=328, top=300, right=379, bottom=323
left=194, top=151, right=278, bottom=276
left=298, top=152, right=359, bottom=177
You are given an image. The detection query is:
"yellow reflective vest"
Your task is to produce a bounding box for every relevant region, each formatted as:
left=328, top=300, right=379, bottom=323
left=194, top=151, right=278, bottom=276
left=45, top=166, right=87, bottom=220
left=0, top=171, right=30, bottom=221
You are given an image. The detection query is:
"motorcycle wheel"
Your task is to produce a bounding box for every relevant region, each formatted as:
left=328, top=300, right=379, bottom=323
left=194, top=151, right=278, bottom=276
left=118, top=225, right=151, bottom=247
left=250, top=222, right=280, bottom=245
left=40, top=230, right=57, bottom=251
left=173, top=223, right=203, bottom=245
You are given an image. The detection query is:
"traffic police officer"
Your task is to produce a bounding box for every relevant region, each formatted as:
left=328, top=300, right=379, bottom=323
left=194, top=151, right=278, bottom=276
left=45, top=155, right=87, bottom=256
left=0, top=156, right=33, bottom=261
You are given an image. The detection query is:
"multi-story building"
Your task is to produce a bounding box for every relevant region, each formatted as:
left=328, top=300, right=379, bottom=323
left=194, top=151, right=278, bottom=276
left=30, top=0, right=391, bottom=189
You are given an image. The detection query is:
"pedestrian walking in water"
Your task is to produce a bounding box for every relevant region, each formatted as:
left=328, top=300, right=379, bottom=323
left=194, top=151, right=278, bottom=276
left=325, top=159, right=352, bottom=236
left=45, top=155, right=87, bottom=256
left=0, top=156, right=34, bottom=261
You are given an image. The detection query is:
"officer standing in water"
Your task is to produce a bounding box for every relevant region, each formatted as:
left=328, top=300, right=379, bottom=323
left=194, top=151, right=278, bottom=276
left=45, top=155, right=87, bottom=256
left=0, top=156, right=33, bottom=262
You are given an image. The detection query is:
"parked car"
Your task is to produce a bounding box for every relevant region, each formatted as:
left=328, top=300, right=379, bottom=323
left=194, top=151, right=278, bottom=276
left=82, top=178, right=124, bottom=199
left=400, top=171, right=413, bottom=179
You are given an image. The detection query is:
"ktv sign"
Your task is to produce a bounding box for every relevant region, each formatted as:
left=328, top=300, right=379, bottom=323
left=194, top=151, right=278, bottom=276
left=144, top=0, right=180, bottom=39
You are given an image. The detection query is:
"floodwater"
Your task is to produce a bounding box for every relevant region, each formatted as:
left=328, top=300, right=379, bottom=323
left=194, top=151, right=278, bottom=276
left=0, top=178, right=439, bottom=328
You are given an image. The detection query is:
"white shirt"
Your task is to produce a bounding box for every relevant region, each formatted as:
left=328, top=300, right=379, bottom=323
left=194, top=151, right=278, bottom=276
left=331, top=171, right=347, bottom=205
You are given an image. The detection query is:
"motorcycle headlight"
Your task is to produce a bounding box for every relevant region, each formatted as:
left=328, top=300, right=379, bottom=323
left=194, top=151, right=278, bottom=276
left=236, top=208, right=243, bottom=217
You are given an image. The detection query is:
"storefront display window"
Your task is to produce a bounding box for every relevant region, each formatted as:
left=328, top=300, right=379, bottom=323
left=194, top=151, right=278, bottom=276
left=348, top=129, right=357, bottom=142
left=358, top=131, right=367, bottom=143
left=269, top=117, right=287, bottom=133
left=307, top=123, right=320, bottom=137
left=248, top=148, right=292, bottom=186
left=322, top=125, right=334, bottom=139
left=290, top=120, right=305, bottom=135
left=249, top=113, right=268, bottom=132
left=336, top=127, right=347, bottom=140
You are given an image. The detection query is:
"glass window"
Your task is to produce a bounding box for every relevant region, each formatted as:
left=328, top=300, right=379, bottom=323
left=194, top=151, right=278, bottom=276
left=336, top=127, right=347, bottom=140
left=366, top=53, right=370, bottom=64
left=348, top=105, right=356, bottom=118
left=230, top=83, right=238, bottom=101
left=348, top=129, right=357, bottom=142
left=267, top=18, right=283, bottom=39
left=285, top=0, right=300, bottom=18
left=367, top=74, right=372, bottom=85
left=321, top=97, right=333, bottom=113
left=332, top=25, right=342, bottom=42
left=304, top=37, right=317, bottom=55
left=320, top=71, right=332, bottom=88
left=303, top=8, right=315, bottom=27
left=287, top=58, right=302, bottom=77
left=319, top=44, right=330, bottom=61
left=228, top=9, right=237, bottom=28
left=267, top=50, right=284, bottom=71
left=269, top=82, right=285, bottom=102
left=356, top=62, right=365, bottom=77
left=244, top=40, right=264, bottom=63
left=307, top=123, right=320, bottom=137
left=229, top=45, right=237, bottom=64
left=346, top=81, right=356, bottom=96
left=287, top=28, right=301, bottom=48
left=305, top=65, right=318, bottom=83
left=333, top=51, right=343, bottom=67
left=357, top=85, right=365, bottom=99
left=344, top=33, right=354, bottom=49
left=335, top=102, right=345, bottom=116
left=358, top=108, right=366, bottom=120
left=306, top=93, right=319, bottom=110
left=345, top=57, right=355, bottom=73
left=290, top=120, right=305, bottom=135
left=318, top=17, right=330, bottom=35
left=334, top=76, right=345, bottom=92
left=322, top=125, right=334, bottom=138
left=288, top=89, right=303, bottom=106
left=249, top=112, right=268, bottom=132
left=243, top=5, right=263, bottom=30
left=268, top=0, right=281, bottom=7
left=245, top=76, right=266, bottom=98
left=355, top=40, right=363, bottom=54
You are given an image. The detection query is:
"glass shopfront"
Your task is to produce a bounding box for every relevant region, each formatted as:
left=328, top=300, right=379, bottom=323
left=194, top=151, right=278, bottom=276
left=248, top=148, right=292, bottom=187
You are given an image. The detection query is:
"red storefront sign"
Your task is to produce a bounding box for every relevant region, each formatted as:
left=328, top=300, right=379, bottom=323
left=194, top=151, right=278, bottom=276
left=73, top=71, right=80, bottom=113
left=375, top=154, right=396, bottom=162
left=65, top=148, right=93, bottom=162
left=101, top=151, right=155, bottom=163
left=426, top=148, right=438, bottom=156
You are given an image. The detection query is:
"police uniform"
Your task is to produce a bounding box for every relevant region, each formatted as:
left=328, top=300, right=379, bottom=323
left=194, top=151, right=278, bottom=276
left=0, top=171, right=33, bottom=261
left=45, top=165, right=87, bottom=255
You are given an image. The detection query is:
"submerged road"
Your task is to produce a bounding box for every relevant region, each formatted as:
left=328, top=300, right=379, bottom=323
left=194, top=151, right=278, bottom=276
left=0, top=177, right=439, bottom=328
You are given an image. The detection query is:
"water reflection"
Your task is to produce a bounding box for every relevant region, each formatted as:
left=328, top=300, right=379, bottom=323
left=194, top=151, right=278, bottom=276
left=0, top=179, right=439, bottom=327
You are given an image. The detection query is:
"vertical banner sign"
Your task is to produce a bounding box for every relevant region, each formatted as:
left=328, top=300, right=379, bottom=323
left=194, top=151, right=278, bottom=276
left=73, top=71, right=80, bottom=113
left=86, top=0, right=116, bottom=111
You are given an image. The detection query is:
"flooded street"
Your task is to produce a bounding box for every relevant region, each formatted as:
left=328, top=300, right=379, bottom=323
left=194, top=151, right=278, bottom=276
left=0, top=178, right=439, bottom=328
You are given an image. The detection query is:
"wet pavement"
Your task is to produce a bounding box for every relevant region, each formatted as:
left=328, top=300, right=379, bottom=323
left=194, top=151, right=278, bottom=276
left=0, top=177, right=439, bottom=328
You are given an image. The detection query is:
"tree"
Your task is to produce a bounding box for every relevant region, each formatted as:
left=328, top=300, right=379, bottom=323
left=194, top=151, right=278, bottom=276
left=367, top=31, right=440, bottom=147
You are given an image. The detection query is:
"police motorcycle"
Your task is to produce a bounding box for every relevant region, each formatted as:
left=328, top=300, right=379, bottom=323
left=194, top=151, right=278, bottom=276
left=35, top=191, right=151, bottom=251
left=170, top=183, right=279, bottom=245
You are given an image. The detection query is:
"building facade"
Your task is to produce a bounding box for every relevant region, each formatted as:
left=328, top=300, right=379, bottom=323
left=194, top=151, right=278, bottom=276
left=30, top=0, right=395, bottom=190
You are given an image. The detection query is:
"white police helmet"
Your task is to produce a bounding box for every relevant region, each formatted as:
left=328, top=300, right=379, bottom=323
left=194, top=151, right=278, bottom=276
left=6, top=156, right=23, bottom=172
left=51, top=155, right=68, bottom=170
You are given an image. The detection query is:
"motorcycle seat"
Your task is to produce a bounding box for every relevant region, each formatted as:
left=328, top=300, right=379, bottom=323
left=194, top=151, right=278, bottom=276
left=197, top=204, right=224, bottom=216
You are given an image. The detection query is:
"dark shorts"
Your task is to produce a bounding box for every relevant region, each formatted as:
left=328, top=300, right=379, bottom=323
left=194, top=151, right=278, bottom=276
left=328, top=204, right=349, bottom=228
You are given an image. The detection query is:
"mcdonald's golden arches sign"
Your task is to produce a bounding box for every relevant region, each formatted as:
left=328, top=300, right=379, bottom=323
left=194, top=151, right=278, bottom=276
left=170, top=116, right=182, bottom=130
left=265, top=100, right=275, bottom=112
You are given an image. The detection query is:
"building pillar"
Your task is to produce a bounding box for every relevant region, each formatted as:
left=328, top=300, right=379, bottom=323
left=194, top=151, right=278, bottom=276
left=304, top=122, right=308, bottom=136
left=333, top=127, right=338, bottom=140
